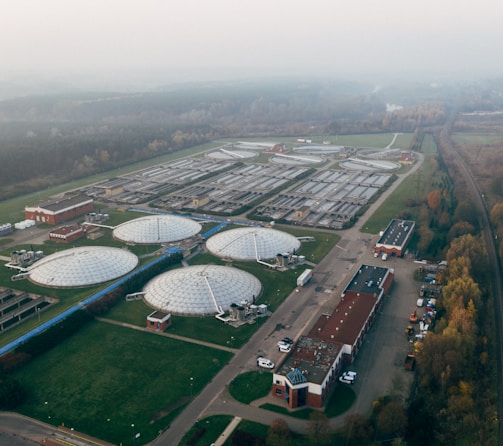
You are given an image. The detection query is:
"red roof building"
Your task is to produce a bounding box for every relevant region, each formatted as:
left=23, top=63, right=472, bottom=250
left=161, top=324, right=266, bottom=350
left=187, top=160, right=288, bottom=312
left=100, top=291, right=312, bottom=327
left=24, top=194, right=94, bottom=225
left=399, top=151, right=414, bottom=165
left=272, top=264, right=394, bottom=408
left=49, top=225, right=86, bottom=243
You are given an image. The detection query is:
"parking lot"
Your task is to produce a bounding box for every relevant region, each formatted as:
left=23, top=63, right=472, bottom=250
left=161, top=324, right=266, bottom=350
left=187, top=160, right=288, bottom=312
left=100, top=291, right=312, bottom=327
left=346, top=249, right=422, bottom=413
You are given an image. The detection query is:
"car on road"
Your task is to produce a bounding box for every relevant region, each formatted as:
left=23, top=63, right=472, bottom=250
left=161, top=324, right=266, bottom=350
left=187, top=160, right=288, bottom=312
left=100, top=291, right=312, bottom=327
left=278, top=342, right=291, bottom=353
left=339, top=371, right=357, bottom=384
left=257, top=357, right=275, bottom=369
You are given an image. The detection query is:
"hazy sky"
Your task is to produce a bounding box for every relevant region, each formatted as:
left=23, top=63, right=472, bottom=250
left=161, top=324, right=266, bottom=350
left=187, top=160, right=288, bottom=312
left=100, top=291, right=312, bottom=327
left=2, top=0, right=502, bottom=88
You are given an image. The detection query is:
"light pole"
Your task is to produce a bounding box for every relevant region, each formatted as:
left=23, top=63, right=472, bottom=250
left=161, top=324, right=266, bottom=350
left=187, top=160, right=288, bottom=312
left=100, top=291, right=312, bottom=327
left=36, top=307, right=40, bottom=323
left=230, top=336, right=234, bottom=348
left=190, top=377, right=194, bottom=398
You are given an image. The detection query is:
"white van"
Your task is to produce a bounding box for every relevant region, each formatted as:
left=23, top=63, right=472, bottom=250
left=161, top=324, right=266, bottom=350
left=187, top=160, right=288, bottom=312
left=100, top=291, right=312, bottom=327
left=257, top=357, right=275, bottom=369
left=382, top=253, right=388, bottom=261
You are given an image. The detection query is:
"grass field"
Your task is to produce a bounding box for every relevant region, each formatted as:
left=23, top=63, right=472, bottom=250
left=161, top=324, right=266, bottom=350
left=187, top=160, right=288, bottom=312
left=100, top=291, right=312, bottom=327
left=179, top=415, right=234, bottom=446
left=361, top=133, right=439, bottom=234
left=228, top=371, right=272, bottom=404
left=451, top=132, right=503, bottom=145
left=13, top=320, right=233, bottom=446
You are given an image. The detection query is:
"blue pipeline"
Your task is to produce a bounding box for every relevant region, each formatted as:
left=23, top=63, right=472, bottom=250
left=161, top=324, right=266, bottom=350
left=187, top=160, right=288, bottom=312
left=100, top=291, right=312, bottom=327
left=0, top=249, right=181, bottom=357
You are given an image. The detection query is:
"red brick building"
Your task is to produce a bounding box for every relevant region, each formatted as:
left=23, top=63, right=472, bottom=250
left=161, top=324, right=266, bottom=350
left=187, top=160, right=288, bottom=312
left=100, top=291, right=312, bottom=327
left=375, top=219, right=415, bottom=257
left=272, top=264, right=394, bottom=409
left=146, top=311, right=172, bottom=331
left=24, top=194, right=94, bottom=225
left=49, top=225, right=86, bottom=243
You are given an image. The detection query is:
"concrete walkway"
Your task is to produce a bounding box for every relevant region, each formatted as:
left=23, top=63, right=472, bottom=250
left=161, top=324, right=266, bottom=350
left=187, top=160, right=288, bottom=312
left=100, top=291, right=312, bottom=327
left=213, top=416, right=242, bottom=446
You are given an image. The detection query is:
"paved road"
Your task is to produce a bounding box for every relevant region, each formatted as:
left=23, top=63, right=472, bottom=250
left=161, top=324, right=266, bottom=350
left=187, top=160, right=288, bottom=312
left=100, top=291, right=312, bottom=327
left=151, top=154, right=424, bottom=445
left=0, top=154, right=423, bottom=446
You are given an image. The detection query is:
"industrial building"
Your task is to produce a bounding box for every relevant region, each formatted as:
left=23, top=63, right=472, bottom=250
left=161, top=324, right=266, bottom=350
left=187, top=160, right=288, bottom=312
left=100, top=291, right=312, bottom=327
left=49, top=225, right=86, bottom=243
left=375, top=219, right=415, bottom=257
left=143, top=264, right=262, bottom=316
left=24, top=194, right=94, bottom=225
left=146, top=311, right=172, bottom=331
left=272, top=264, right=394, bottom=409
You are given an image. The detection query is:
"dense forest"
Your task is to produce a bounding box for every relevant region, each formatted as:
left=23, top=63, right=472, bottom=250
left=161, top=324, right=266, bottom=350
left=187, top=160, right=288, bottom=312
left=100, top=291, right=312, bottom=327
left=0, top=78, right=459, bottom=200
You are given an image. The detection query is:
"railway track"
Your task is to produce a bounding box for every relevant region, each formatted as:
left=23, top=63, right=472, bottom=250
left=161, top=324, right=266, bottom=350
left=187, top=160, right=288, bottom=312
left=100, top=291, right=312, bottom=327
left=437, top=125, right=503, bottom=442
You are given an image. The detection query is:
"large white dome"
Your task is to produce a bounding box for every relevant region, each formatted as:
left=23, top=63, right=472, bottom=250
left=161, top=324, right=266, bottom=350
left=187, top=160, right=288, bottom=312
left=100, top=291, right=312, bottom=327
left=113, top=215, right=201, bottom=244
left=143, top=265, right=262, bottom=315
left=206, top=227, right=301, bottom=261
left=28, top=246, right=138, bottom=288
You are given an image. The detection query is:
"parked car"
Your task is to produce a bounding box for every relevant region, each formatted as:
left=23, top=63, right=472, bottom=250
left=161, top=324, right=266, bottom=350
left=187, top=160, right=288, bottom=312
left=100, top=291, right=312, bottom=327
left=257, top=357, right=275, bottom=369
left=339, top=371, right=357, bottom=384
left=281, top=337, right=294, bottom=344
left=278, top=343, right=291, bottom=353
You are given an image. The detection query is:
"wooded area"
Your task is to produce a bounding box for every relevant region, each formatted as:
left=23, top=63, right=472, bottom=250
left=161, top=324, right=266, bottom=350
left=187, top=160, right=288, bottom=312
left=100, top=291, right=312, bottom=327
left=0, top=79, right=454, bottom=201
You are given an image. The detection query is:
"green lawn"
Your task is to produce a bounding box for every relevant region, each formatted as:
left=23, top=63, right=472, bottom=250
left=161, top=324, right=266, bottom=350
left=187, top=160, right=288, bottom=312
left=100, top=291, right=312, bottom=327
left=451, top=132, right=503, bottom=145
left=361, top=133, right=439, bottom=234
left=259, top=403, right=315, bottom=420
left=237, top=133, right=413, bottom=150
left=259, top=381, right=356, bottom=420
left=179, top=415, right=234, bottom=446
left=13, top=320, right=233, bottom=446
left=228, top=371, right=272, bottom=404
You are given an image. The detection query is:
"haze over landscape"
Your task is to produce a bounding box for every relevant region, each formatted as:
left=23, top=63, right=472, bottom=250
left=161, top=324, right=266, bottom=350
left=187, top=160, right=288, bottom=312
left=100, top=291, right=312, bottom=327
left=2, top=1, right=503, bottom=446
left=1, top=0, right=502, bottom=93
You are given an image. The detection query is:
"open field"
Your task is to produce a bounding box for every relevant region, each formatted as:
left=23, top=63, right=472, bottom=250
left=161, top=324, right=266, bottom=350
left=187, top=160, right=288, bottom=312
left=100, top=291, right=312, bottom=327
left=362, top=133, right=448, bottom=235
left=13, top=320, right=233, bottom=446
left=179, top=415, right=234, bottom=446
left=234, top=133, right=412, bottom=149
left=451, top=132, right=503, bottom=145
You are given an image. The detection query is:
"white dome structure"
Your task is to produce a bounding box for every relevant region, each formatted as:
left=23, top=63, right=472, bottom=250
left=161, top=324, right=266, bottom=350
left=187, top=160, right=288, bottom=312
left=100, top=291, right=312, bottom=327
left=28, top=246, right=138, bottom=288
left=113, top=215, right=201, bottom=244
left=143, top=265, right=262, bottom=315
left=206, top=227, right=301, bottom=261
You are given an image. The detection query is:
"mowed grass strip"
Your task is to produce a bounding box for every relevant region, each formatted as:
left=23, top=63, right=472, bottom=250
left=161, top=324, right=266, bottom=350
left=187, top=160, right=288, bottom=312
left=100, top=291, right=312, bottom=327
left=13, top=319, right=233, bottom=445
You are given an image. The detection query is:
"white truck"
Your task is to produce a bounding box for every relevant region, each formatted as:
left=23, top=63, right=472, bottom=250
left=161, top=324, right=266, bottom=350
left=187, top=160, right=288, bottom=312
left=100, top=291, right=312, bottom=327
left=297, top=268, right=313, bottom=287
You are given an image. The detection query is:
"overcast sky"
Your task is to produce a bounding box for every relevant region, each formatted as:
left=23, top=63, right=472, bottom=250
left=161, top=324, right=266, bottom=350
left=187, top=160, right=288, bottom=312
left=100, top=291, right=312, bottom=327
left=2, top=0, right=502, bottom=89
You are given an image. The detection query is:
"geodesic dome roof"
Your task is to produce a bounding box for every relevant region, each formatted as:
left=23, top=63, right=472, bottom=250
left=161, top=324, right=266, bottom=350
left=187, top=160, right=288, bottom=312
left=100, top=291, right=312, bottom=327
left=206, top=227, right=301, bottom=261
left=28, top=246, right=138, bottom=288
left=113, top=215, right=201, bottom=244
left=143, top=264, right=262, bottom=315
